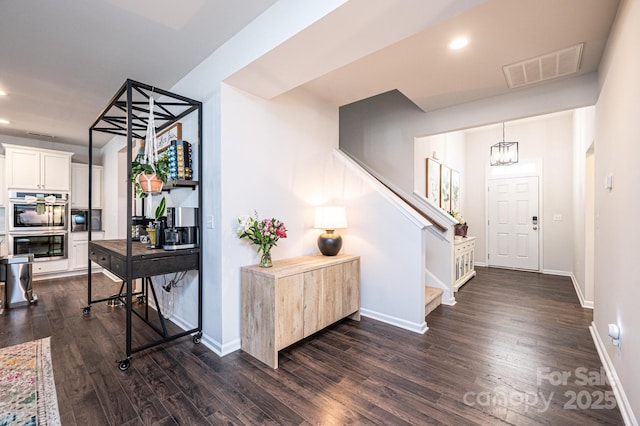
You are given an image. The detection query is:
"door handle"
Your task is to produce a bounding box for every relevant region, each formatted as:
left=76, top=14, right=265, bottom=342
left=533, top=226, right=538, bottom=230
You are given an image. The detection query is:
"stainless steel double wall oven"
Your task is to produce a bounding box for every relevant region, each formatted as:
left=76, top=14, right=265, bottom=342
left=8, top=191, right=68, bottom=261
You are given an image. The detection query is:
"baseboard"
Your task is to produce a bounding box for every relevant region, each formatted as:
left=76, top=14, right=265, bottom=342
left=167, top=314, right=240, bottom=357
left=101, top=269, right=121, bottom=282
left=475, top=261, right=487, bottom=267
left=570, top=272, right=594, bottom=309
left=143, top=306, right=239, bottom=357
left=441, top=298, right=457, bottom=306
left=360, top=308, right=428, bottom=334
left=541, top=269, right=572, bottom=276
left=32, top=267, right=103, bottom=281
left=590, top=322, right=638, bottom=426
left=201, top=335, right=241, bottom=357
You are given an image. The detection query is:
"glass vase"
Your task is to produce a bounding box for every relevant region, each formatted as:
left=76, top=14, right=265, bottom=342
left=259, top=250, right=272, bottom=268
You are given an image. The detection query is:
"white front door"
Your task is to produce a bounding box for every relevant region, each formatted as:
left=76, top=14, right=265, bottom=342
left=488, top=176, right=539, bottom=270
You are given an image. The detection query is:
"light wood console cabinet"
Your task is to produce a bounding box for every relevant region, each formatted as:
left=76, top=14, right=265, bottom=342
left=241, top=254, right=360, bottom=368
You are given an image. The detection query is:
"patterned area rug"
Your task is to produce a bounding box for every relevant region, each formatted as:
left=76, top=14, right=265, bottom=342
left=0, top=337, right=60, bottom=426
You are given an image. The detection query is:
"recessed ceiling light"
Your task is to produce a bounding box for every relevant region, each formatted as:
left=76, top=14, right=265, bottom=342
left=0, top=90, right=7, bottom=96
left=449, top=37, right=469, bottom=50
left=0, top=118, right=11, bottom=124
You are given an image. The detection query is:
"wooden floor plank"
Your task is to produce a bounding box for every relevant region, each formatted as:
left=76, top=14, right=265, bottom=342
left=0, top=268, right=625, bottom=425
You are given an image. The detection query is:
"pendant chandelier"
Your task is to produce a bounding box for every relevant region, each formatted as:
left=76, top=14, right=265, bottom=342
left=490, top=122, right=519, bottom=166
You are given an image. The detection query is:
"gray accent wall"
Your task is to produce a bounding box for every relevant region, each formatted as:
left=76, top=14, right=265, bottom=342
left=339, top=74, right=599, bottom=196
left=339, top=90, right=424, bottom=194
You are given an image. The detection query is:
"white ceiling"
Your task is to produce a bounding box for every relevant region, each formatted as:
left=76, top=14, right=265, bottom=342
left=0, top=0, right=278, bottom=147
left=0, top=0, right=620, bottom=148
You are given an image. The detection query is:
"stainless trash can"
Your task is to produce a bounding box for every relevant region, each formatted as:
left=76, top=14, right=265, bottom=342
left=1, top=254, right=36, bottom=308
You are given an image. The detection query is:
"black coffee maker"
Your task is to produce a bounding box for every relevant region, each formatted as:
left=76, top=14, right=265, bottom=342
left=163, top=207, right=198, bottom=250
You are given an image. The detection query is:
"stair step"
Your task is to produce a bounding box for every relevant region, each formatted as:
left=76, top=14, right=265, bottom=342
left=425, top=287, right=443, bottom=317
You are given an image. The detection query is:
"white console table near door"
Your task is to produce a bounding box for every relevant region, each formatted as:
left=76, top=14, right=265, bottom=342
left=454, top=236, right=476, bottom=291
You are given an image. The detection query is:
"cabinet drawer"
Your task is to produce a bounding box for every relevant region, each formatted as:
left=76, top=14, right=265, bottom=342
left=132, top=253, right=199, bottom=277
left=110, top=256, right=126, bottom=279
left=33, top=259, right=69, bottom=275
left=455, top=241, right=474, bottom=252
left=89, top=248, right=110, bottom=269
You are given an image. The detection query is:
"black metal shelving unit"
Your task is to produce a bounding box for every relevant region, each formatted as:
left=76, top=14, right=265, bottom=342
left=84, top=79, right=203, bottom=371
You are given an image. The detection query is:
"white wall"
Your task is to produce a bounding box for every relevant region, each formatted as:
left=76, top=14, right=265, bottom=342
left=414, top=130, right=466, bottom=213
left=165, top=0, right=444, bottom=348
left=592, top=0, right=640, bottom=422
left=572, top=106, right=596, bottom=307
left=336, top=151, right=430, bottom=332
left=219, top=84, right=339, bottom=348
left=100, top=135, right=125, bottom=240
left=164, top=0, right=349, bottom=353
left=464, top=112, right=574, bottom=273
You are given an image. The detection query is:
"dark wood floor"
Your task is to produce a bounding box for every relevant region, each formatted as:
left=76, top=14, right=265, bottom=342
left=0, top=267, right=624, bottom=425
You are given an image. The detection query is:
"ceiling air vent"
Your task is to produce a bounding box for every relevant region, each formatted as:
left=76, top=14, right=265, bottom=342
left=26, top=131, right=56, bottom=138
left=503, top=43, right=584, bottom=89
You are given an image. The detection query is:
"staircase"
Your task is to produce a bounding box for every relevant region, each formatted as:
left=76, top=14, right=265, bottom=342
left=425, top=287, right=443, bottom=317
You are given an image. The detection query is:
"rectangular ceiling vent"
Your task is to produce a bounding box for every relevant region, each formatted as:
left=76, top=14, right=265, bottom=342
left=26, top=131, right=56, bottom=138
left=503, top=43, right=584, bottom=89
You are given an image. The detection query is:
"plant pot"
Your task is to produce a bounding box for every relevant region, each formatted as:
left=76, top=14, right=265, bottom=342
left=137, top=173, right=163, bottom=194
left=454, top=224, right=468, bottom=237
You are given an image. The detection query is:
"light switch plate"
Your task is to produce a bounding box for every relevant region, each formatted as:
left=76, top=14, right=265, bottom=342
left=605, top=174, right=613, bottom=190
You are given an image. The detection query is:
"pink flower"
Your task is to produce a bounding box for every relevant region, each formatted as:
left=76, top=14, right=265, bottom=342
left=238, top=212, right=288, bottom=253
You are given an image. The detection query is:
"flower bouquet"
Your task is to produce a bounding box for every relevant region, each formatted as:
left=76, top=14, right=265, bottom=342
left=237, top=212, right=288, bottom=267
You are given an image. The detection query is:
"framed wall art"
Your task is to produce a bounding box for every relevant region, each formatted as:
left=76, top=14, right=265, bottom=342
left=451, top=169, right=460, bottom=212
left=426, top=158, right=441, bottom=207
left=156, top=122, right=182, bottom=151
left=440, top=165, right=451, bottom=211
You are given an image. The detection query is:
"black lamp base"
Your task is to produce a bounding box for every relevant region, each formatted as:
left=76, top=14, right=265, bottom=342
left=317, top=230, right=342, bottom=256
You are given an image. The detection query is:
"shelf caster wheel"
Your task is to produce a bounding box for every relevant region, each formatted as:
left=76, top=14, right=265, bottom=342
left=82, top=306, right=91, bottom=316
left=118, top=358, right=131, bottom=371
left=136, top=295, right=146, bottom=304
left=192, top=333, right=202, bottom=344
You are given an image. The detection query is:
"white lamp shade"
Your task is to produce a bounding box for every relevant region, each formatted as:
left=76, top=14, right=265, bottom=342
left=314, top=206, right=347, bottom=230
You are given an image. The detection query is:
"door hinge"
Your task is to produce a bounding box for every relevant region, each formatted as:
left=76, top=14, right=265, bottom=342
left=488, top=253, right=490, bottom=259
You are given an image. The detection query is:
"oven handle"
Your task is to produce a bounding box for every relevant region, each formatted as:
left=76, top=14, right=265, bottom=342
left=9, top=198, right=68, bottom=205
left=9, top=231, right=69, bottom=237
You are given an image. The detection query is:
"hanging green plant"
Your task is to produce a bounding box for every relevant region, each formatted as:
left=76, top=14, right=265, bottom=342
left=130, top=96, right=174, bottom=198
left=131, top=153, right=171, bottom=198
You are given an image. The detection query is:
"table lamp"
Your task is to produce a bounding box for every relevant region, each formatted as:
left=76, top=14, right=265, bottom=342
left=314, top=206, right=348, bottom=256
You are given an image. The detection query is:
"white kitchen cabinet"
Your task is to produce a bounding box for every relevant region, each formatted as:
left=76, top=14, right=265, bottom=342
left=0, top=155, right=5, bottom=206
left=0, top=234, right=7, bottom=257
left=71, top=163, right=103, bottom=209
left=3, top=144, right=73, bottom=191
left=69, top=231, right=105, bottom=270
left=32, top=259, right=69, bottom=276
